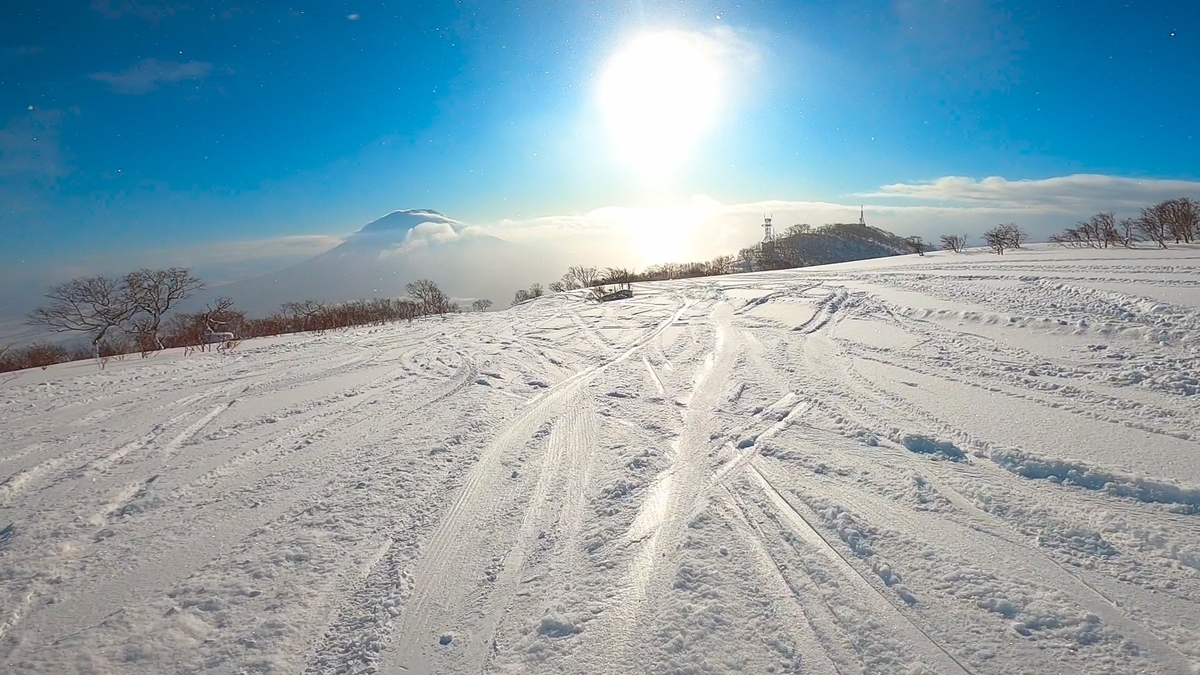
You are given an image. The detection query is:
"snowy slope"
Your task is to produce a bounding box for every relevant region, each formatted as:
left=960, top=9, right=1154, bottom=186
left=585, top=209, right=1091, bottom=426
left=2, top=245, right=1199, bottom=675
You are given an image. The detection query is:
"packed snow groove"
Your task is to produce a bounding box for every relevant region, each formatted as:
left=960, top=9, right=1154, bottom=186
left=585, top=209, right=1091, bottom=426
left=2, top=245, right=1200, bottom=674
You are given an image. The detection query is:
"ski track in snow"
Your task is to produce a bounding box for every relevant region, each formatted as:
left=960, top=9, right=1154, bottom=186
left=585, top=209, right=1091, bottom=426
left=2, top=245, right=1200, bottom=674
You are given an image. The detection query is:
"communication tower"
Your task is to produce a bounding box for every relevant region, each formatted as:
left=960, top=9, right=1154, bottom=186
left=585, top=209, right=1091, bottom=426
left=858, top=205, right=866, bottom=227
left=762, top=215, right=774, bottom=243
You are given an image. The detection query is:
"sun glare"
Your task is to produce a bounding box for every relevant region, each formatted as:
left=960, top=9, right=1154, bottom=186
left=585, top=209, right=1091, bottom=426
left=598, top=32, right=722, bottom=172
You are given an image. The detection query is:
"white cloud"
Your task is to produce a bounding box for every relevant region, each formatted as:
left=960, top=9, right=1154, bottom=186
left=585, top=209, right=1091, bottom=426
left=859, top=174, right=1200, bottom=211
left=389, top=221, right=471, bottom=254
left=90, top=58, right=212, bottom=94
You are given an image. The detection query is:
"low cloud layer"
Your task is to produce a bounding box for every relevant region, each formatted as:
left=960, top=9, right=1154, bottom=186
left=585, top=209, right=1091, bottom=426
left=90, top=58, right=212, bottom=94
left=859, top=174, right=1200, bottom=211
left=480, top=174, right=1200, bottom=269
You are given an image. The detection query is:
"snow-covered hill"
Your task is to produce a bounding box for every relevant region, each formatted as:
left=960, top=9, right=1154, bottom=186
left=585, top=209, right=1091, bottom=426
left=211, top=209, right=561, bottom=314
left=2, top=245, right=1199, bottom=674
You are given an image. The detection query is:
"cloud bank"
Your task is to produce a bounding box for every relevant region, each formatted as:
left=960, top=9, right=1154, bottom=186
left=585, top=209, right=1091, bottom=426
left=859, top=174, right=1200, bottom=211
left=480, top=174, right=1200, bottom=268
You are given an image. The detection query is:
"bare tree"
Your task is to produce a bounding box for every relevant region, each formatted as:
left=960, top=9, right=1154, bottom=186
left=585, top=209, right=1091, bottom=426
left=511, top=282, right=546, bottom=306
left=738, top=247, right=760, bottom=272
left=0, top=345, right=11, bottom=378
left=939, top=234, right=967, bottom=252
left=281, top=300, right=328, bottom=331
left=565, top=266, right=600, bottom=288
left=1135, top=201, right=1171, bottom=248
left=707, top=255, right=735, bottom=275
left=1000, top=222, right=1028, bottom=249
left=982, top=223, right=1027, bottom=254
left=1093, top=212, right=1123, bottom=248
left=27, top=275, right=138, bottom=357
left=1119, top=217, right=1139, bottom=247
left=905, top=236, right=926, bottom=256
left=124, top=268, right=204, bottom=351
left=203, top=297, right=239, bottom=334
left=406, top=279, right=453, bottom=315
left=1164, top=197, right=1198, bottom=244
left=550, top=266, right=601, bottom=292
left=182, top=297, right=242, bottom=352
left=771, top=237, right=804, bottom=267
left=983, top=226, right=1010, bottom=255
left=23, top=342, right=70, bottom=370
left=470, top=298, right=493, bottom=312
left=1053, top=212, right=1123, bottom=249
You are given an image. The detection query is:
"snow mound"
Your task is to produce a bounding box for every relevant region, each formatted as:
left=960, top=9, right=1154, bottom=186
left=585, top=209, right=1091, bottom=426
left=898, top=433, right=966, bottom=461
left=535, top=613, right=583, bottom=639
left=991, top=448, right=1200, bottom=513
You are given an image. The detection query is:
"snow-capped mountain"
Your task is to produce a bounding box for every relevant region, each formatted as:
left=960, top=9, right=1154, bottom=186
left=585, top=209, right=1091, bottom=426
left=212, top=209, right=559, bottom=314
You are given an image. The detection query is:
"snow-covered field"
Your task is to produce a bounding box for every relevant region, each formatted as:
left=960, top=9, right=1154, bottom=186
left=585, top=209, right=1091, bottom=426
left=2, top=245, right=1200, bottom=675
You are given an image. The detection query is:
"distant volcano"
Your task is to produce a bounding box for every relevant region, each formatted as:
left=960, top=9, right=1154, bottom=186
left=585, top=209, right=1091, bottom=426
left=353, top=209, right=460, bottom=236
left=211, top=210, right=559, bottom=315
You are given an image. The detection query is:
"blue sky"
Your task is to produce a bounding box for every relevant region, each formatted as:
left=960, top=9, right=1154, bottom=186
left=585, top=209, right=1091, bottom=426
left=1, top=0, right=1198, bottom=296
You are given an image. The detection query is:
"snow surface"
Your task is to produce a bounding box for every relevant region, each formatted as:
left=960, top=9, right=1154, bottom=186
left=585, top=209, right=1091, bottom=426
left=2, top=245, right=1200, bottom=675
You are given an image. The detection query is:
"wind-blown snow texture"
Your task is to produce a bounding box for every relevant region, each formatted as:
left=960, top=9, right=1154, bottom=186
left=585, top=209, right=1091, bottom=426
left=2, top=245, right=1200, bottom=675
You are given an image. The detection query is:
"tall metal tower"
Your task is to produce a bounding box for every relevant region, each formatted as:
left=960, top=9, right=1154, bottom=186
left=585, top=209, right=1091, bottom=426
left=858, top=205, right=866, bottom=227
left=762, top=215, right=774, bottom=242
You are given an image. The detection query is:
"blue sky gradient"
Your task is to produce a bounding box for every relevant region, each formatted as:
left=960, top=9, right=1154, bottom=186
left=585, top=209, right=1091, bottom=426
left=1, top=0, right=1198, bottom=292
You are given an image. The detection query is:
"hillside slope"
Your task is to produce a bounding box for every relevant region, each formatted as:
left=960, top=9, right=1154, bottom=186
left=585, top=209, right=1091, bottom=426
left=745, top=222, right=914, bottom=270
left=2, top=245, right=1199, bottom=674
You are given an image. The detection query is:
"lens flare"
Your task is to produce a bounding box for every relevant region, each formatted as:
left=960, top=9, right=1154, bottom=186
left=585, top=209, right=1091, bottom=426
left=598, top=32, right=722, bottom=173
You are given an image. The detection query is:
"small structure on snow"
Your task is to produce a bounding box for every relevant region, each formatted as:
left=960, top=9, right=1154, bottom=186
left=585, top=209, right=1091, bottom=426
left=598, top=288, right=634, bottom=302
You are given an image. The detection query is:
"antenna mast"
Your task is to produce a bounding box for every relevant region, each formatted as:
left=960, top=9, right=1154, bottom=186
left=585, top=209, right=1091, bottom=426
left=858, top=205, right=866, bottom=227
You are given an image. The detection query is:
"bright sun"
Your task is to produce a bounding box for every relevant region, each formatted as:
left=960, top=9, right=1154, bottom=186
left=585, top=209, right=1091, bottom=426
left=598, top=32, right=722, bottom=172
